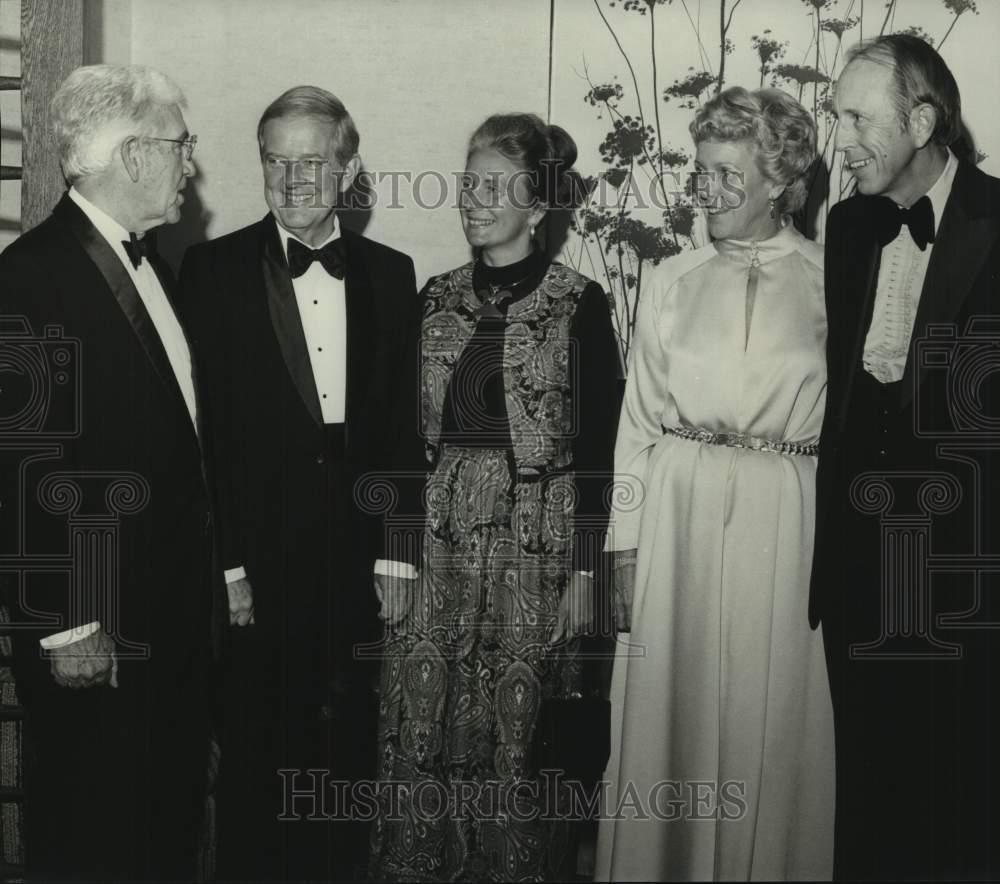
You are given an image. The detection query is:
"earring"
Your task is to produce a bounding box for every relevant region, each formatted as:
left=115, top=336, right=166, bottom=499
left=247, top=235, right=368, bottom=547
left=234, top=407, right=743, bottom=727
left=529, top=224, right=536, bottom=239
left=768, top=198, right=777, bottom=219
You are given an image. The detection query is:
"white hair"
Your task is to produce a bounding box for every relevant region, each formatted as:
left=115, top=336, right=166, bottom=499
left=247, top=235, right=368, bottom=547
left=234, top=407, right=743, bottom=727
left=51, top=64, right=186, bottom=183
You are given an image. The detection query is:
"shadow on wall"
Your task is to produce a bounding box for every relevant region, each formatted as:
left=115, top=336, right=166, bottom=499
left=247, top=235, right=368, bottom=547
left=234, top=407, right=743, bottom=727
left=801, top=156, right=831, bottom=243
left=339, top=166, right=374, bottom=237
left=543, top=209, right=573, bottom=263
left=158, top=178, right=213, bottom=274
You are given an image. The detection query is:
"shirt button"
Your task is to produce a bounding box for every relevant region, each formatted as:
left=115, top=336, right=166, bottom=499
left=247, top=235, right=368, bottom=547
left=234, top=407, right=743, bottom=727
left=318, top=347, right=323, bottom=352
left=879, top=448, right=886, bottom=456
left=316, top=454, right=326, bottom=465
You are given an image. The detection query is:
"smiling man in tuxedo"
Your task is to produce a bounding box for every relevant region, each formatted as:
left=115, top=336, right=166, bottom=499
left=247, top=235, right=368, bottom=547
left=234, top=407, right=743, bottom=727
left=179, top=86, right=419, bottom=881
left=0, top=64, right=213, bottom=879
left=812, top=35, right=1000, bottom=880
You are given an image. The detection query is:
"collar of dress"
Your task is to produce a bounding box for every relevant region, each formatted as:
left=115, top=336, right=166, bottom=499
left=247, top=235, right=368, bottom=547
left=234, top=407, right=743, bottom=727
left=713, top=218, right=804, bottom=267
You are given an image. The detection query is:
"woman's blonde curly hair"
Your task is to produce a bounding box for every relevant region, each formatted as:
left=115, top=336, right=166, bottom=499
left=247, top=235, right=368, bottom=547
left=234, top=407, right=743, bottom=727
left=690, top=86, right=817, bottom=214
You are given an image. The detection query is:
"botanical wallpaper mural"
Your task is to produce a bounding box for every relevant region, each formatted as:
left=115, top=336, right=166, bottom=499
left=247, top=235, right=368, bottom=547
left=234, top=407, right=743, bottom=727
left=556, top=0, right=984, bottom=362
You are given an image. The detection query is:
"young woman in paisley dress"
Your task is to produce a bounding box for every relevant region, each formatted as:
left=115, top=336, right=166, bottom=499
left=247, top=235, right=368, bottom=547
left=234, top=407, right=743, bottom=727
left=368, top=113, right=620, bottom=882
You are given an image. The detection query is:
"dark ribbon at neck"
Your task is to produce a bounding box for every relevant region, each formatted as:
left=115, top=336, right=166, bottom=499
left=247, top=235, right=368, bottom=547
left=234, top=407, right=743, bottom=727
left=287, top=236, right=347, bottom=279
left=121, top=231, right=158, bottom=269
left=872, top=194, right=935, bottom=251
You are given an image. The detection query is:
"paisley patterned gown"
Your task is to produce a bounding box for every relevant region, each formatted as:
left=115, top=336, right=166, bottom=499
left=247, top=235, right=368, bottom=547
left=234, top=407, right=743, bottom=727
left=369, top=252, right=619, bottom=882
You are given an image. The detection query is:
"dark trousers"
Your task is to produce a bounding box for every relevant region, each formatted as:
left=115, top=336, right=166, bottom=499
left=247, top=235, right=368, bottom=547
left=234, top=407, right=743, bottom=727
left=823, top=371, right=1000, bottom=881
left=214, top=425, right=380, bottom=882
left=24, top=673, right=209, bottom=881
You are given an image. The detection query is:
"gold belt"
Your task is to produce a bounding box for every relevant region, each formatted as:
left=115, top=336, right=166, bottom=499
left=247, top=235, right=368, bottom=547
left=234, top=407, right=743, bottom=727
left=662, top=425, right=818, bottom=457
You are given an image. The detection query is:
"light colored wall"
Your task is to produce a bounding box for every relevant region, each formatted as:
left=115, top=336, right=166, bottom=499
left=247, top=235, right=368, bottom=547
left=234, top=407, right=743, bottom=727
left=552, top=0, right=1000, bottom=188
left=84, top=0, right=132, bottom=67
left=5, top=0, right=998, bottom=275
left=127, top=0, right=550, bottom=285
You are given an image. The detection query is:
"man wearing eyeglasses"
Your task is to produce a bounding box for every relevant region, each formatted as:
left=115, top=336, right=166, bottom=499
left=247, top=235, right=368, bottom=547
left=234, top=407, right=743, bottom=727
left=0, top=64, right=213, bottom=879
left=179, top=85, right=419, bottom=881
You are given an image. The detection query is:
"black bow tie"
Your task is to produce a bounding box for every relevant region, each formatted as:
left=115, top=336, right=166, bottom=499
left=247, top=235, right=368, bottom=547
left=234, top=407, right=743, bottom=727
left=121, top=231, right=158, bottom=269
left=872, top=195, right=935, bottom=251
left=287, top=237, right=347, bottom=280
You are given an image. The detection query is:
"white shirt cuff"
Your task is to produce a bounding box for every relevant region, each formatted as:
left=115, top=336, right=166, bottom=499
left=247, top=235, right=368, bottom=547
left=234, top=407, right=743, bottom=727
left=224, top=566, right=247, bottom=584
left=576, top=571, right=594, bottom=579
left=374, top=559, right=419, bottom=580
left=39, top=620, right=100, bottom=649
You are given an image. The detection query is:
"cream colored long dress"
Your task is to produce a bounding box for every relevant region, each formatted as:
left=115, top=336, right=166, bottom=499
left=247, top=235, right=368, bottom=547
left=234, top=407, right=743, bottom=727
left=595, top=223, right=834, bottom=881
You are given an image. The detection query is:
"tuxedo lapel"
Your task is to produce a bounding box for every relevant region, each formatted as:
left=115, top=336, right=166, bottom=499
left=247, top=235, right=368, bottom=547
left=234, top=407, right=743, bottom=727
left=56, top=196, right=189, bottom=412
left=342, top=230, right=376, bottom=446
left=151, top=252, right=210, bottom=448
left=259, top=217, right=324, bottom=425
left=899, top=162, right=1000, bottom=410
left=831, top=202, right=882, bottom=432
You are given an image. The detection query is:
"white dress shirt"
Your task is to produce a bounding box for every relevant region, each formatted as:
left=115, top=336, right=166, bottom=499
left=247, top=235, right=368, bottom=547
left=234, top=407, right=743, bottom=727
left=863, top=149, right=958, bottom=383
left=42, top=188, right=200, bottom=656
left=281, top=220, right=349, bottom=424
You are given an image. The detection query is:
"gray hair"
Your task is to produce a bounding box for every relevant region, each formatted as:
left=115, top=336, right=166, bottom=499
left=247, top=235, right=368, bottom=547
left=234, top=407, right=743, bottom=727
left=690, top=86, right=817, bottom=214
left=844, top=35, right=962, bottom=146
left=51, top=64, right=186, bottom=183
left=256, top=86, right=360, bottom=166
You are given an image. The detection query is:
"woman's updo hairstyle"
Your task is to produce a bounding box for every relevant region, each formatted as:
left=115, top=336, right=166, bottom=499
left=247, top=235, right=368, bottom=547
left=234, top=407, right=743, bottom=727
left=690, top=87, right=817, bottom=215
left=467, top=113, right=587, bottom=211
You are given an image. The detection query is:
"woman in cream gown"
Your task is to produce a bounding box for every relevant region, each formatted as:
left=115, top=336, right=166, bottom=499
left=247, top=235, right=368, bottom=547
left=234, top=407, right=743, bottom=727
left=596, top=87, right=835, bottom=881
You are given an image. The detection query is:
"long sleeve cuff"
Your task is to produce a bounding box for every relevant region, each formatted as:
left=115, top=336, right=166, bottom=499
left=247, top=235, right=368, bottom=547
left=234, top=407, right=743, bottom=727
left=374, top=559, right=419, bottom=580
left=39, top=620, right=100, bottom=649
left=224, top=565, right=247, bottom=584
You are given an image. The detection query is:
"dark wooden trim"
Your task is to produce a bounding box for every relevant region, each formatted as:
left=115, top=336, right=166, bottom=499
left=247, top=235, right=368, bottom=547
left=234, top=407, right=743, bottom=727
left=20, top=0, right=84, bottom=231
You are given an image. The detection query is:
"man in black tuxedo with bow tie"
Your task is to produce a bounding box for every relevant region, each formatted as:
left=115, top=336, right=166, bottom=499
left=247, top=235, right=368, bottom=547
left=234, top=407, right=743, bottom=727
left=178, top=86, right=418, bottom=881
left=811, top=35, right=1000, bottom=880
left=0, top=64, right=214, bottom=878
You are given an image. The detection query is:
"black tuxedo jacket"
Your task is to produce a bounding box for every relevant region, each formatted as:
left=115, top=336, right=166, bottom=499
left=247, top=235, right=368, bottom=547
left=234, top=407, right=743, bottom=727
left=0, top=194, right=216, bottom=875
left=809, top=160, right=1000, bottom=880
left=810, top=160, right=1000, bottom=628
left=178, top=216, right=419, bottom=688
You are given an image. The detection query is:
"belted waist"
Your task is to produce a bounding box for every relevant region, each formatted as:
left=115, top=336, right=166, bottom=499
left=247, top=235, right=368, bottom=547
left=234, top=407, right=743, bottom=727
left=662, top=425, right=818, bottom=457
left=433, top=443, right=574, bottom=484
left=515, top=461, right=575, bottom=484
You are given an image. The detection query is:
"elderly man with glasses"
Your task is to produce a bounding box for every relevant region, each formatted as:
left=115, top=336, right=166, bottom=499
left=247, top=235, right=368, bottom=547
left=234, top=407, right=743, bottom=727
left=0, top=64, right=214, bottom=880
